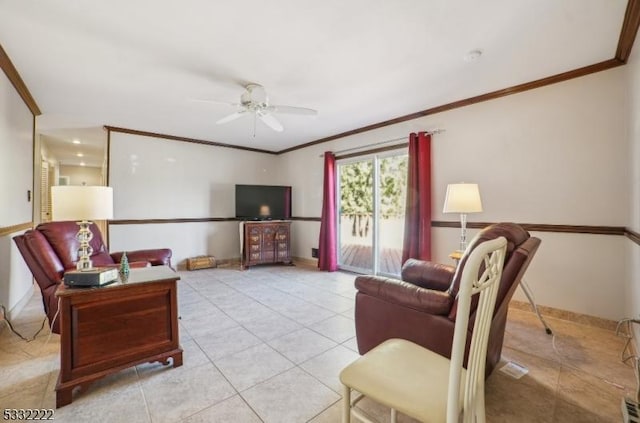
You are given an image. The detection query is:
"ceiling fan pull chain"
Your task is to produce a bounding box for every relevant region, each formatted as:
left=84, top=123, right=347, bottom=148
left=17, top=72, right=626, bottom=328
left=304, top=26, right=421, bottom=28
left=253, top=112, right=257, bottom=138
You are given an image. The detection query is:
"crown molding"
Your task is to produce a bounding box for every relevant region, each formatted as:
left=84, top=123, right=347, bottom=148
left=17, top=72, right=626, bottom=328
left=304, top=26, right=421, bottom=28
left=279, top=0, right=639, bottom=154
left=277, top=59, right=623, bottom=154
left=0, top=43, right=41, bottom=116
left=616, top=0, right=640, bottom=62
left=2, top=1, right=637, bottom=153
left=104, top=126, right=277, bottom=155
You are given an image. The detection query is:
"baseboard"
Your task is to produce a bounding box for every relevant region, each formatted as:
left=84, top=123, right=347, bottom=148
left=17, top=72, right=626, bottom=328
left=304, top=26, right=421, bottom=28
left=178, top=257, right=312, bottom=271
left=509, top=299, right=618, bottom=331
left=176, top=257, right=241, bottom=271
left=216, top=258, right=241, bottom=268
left=292, top=256, right=318, bottom=268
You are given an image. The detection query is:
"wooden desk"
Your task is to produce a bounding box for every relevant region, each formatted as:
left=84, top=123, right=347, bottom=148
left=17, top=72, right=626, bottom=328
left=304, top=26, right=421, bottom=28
left=55, top=266, right=182, bottom=407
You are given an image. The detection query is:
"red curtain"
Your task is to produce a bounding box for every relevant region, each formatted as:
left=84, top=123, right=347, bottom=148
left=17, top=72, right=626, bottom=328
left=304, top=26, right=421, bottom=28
left=402, top=132, right=432, bottom=263
left=318, top=152, right=338, bottom=271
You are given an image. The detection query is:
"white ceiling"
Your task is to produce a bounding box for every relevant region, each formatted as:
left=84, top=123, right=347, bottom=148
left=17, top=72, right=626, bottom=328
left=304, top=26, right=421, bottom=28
left=0, top=0, right=629, bottom=154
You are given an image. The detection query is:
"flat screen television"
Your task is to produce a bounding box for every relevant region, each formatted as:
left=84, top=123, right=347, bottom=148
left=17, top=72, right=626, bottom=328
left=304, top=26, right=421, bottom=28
left=235, top=184, right=291, bottom=220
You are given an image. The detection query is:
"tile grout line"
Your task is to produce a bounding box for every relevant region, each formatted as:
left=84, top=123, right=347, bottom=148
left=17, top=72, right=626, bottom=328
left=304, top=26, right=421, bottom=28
left=305, top=398, right=342, bottom=423
left=185, top=276, right=355, bottom=360
left=182, top=271, right=357, bottom=420
left=133, top=366, right=154, bottom=423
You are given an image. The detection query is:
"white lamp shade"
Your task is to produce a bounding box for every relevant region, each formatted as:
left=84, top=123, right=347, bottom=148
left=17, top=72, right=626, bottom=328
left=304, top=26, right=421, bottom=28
left=442, top=183, right=483, bottom=213
left=51, top=186, right=114, bottom=221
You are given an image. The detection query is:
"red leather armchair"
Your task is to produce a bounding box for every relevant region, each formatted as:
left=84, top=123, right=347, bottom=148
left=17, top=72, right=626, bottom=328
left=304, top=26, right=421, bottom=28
left=354, top=222, right=540, bottom=377
left=14, top=221, right=172, bottom=334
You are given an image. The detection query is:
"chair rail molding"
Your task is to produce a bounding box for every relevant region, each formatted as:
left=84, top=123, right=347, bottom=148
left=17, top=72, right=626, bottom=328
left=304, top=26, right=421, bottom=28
left=0, top=221, right=33, bottom=237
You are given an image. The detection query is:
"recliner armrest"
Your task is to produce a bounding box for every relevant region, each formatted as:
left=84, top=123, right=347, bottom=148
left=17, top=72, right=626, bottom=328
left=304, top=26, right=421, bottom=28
left=355, top=275, right=453, bottom=315
left=111, top=249, right=173, bottom=268
left=401, top=259, right=455, bottom=291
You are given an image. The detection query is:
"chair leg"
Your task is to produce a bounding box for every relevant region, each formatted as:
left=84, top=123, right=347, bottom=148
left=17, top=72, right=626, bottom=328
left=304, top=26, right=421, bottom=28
left=520, top=278, right=553, bottom=335
left=474, top=387, right=486, bottom=423
left=476, top=400, right=486, bottom=423
left=390, top=408, right=397, bottom=423
left=342, top=385, right=351, bottom=423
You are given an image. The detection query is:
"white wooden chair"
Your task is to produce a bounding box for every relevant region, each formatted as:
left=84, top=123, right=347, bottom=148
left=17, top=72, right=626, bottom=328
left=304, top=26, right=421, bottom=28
left=339, top=236, right=508, bottom=423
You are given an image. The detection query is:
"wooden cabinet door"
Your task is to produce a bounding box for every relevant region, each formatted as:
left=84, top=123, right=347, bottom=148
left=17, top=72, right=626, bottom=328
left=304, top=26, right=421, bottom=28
left=247, top=226, right=263, bottom=265
left=275, top=224, right=291, bottom=263
left=261, top=225, right=276, bottom=262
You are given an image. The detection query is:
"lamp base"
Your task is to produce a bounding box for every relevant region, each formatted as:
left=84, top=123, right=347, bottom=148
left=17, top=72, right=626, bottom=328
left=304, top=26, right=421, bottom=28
left=76, top=261, right=94, bottom=271
left=459, top=213, right=468, bottom=252
left=449, top=250, right=464, bottom=262
left=64, top=267, right=119, bottom=287
left=75, top=220, right=95, bottom=271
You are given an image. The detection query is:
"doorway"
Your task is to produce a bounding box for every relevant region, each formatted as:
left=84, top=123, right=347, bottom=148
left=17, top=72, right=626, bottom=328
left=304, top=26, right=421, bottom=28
left=337, top=150, right=407, bottom=276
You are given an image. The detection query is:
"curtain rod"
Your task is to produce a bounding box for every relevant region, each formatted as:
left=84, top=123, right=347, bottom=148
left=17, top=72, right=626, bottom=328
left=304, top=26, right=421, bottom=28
left=318, top=129, right=444, bottom=157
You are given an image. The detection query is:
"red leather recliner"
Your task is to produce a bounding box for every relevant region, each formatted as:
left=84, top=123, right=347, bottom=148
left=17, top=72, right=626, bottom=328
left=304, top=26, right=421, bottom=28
left=13, top=221, right=173, bottom=334
left=354, top=222, right=540, bottom=377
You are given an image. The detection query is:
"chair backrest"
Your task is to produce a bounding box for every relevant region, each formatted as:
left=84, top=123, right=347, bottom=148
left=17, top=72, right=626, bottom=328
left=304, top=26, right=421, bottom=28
left=447, top=222, right=531, bottom=321
left=447, top=236, right=507, bottom=423
left=36, top=221, right=115, bottom=270
left=13, top=228, right=67, bottom=333
left=14, top=229, right=65, bottom=294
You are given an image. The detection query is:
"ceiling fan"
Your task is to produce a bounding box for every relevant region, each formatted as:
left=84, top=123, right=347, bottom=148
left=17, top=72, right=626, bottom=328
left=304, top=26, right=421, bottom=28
left=196, top=84, right=317, bottom=133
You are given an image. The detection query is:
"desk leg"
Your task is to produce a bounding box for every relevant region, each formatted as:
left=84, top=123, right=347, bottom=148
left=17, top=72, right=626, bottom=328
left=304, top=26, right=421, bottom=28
left=56, top=387, right=73, bottom=408
left=172, top=350, right=183, bottom=368
left=520, top=279, right=553, bottom=335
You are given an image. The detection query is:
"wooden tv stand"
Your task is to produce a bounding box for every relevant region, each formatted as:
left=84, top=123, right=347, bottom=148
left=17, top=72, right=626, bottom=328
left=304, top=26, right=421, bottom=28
left=241, top=220, right=292, bottom=269
left=55, top=266, right=182, bottom=407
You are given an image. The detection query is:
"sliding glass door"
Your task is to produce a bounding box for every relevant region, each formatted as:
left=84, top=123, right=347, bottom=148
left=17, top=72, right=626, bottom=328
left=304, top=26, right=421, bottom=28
left=376, top=154, right=407, bottom=275
left=337, top=150, right=407, bottom=276
left=338, top=159, right=374, bottom=274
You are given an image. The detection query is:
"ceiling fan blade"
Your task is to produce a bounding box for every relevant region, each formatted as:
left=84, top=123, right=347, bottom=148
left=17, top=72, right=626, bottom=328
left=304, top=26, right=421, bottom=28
left=216, top=110, right=247, bottom=124
left=191, top=99, right=240, bottom=106
left=268, top=105, right=318, bottom=116
left=258, top=112, right=284, bottom=132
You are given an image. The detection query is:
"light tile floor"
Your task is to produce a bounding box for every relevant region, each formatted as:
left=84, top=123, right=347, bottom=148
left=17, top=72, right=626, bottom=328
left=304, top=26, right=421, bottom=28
left=0, top=264, right=636, bottom=422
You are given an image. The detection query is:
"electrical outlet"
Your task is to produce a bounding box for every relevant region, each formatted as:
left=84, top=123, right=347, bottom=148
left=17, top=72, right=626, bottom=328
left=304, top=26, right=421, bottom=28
left=311, top=248, right=319, bottom=258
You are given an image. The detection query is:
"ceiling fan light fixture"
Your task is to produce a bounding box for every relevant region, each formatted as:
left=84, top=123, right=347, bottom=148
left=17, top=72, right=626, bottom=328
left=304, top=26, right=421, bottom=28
left=202, top=83, right=317, bottom=133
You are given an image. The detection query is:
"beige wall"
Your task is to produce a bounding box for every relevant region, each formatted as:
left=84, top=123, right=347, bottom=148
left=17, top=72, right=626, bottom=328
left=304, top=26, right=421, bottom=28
left=0, top=68, right=34, bottom=315
left=277, top=66, right=630, bottom=321
left=5, top=47, right=633, bottom=324
left=626, top=45, right=640, bottom=340
left=108, top=132, right=280, bottom=267
left=59, top=164, right=103, bottom=186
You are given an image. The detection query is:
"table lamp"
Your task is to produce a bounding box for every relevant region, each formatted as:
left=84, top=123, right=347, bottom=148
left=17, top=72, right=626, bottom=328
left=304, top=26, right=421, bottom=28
left=259, top=205, right=271, bottom=219
left=51, top=186, right=114, bottom=271
left=442, top=183, right=483, bottom=252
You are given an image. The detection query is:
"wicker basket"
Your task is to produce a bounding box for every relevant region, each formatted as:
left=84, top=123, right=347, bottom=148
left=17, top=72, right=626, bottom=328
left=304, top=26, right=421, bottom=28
left=186, top=255, right=217, bottom=271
